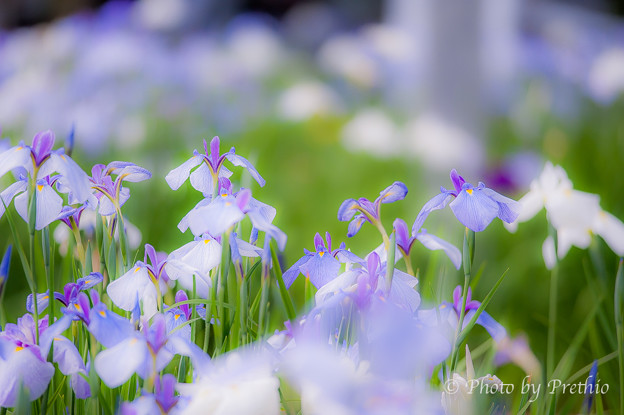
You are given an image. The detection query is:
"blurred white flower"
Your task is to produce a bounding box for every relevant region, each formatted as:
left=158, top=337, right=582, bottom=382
left=506, top=162, right=624, bottom=268
left=317, top=35, right=378, bottom=88
left=341, top=108, right=401, bottom=158
left=277, top=81, right=343, bottom=121
left=587, top=48, right=624, bottom=104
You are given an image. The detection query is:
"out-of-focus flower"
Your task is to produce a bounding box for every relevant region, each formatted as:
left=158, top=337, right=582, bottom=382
left=27, top=272, right=103, bottom=315
left=341, top=109, right=402, bottom=158
left=505, top=162, right=624, bottom=268
left=0, top=245, right=11, bottom=297
left=338, top=182, right=408, bottom=238
left=276, top=81, right=343, bottom=121
left=417, top=169, right=520, bottom=232
left=494, top=335, right=541, bottom=380
left=177, top=349, right=280, bottom=415
left=587, top=48, right=624, bottom=104
left=120, top=373, right=179, bottom=415
left=282, top=232, right=362, bottom=289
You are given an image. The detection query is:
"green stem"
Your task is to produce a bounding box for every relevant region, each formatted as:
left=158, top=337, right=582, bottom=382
left=43, top=226, right=55, bottom=323
left=547, top=226, right=559, bottom=383
left=450, top=228, right=474, bottom=372
left=614, top=258, right=624, bottom=415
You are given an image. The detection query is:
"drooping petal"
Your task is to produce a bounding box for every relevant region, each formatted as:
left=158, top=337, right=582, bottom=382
left=33, top=181, right=64, bottom=230
left=186, top=196, right=245, bottom=237
left=0, top=346, right=54, bottom=407
left=282, top=255, right=311, bottom=289
left=0, top=145, right=31, bottom=179
left=337, top=199, right=359, bottom=222
left=449, top=187, right=499, bottom=232
left=88, top=304, right=135, bottom=348
left=0, top=180, right=27, bottom=219
left=52, top=335, right=87, bottom=377
left=299, top=252, right=341, bottom=289
left=376, top=181, right=408, bottom=204
left=413, top=192, right=454, bottom=234
left=464, top=310, right=507, bottom=342
left=481, top=187, right=520, bottom=224
left=107, top=264, right=159, bottom=319
left=224, top=152, right=266, bottom=187
left=115, top=164, right=151, bottom=183
left=415, top=231, right=462, bottom=270
left=77, top=272, right=104, bottom=290
left=189, top=162, right=215, bottom=196
left=347, top=215, right=367, bottom=238
left=393, top=218, right=413, bottom=254
left=94, top=336, right=149, bottom=388
left=504, top=188, right=544, bottom=232
left=165, top=152, right=203, bottom=190
left=593, top=210, right=624, bottom=256
left=47, top=151, right=94, bottom=205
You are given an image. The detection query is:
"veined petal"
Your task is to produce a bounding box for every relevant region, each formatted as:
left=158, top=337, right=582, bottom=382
left=542, top=236, right=556, bottom=270
left=347, top=215, right=367, bottom=238
left=115, top=164, right=151, bottom=183
left=481, top=187, right=520, bottom=224
left=413, top=192, right=454, bottom=234
left=34, top=181, right=64, bottom=230
left=415, top=232, right=462, bottom=270
left=165, top=259, right=212, bottom=298
left=450, top=187, right=499, bottom=232
left=189, top=162, right=214, bottom=196
left=53, top=335, right=86, bottom=376
left=337, top=199, right=359, bottom=222
left=376, top=181, right=408, bottom=204
left=0, top=145, right=31, bottom=179
left=224, top=153, right=266, bottom=187
left=0, top=180, right=27, bottom=219
left=167, top=238, right=222, bottom=279
left=233, top=237, right=263, bottom=258
left=95, top=336, right=148, bottom=388
left=187, top=197, right=245, bottom=237
left=593, top=210, right=624, bottom=256
left=246, top=197, right=277, bottom=224
left=107, top=264, right=158, bottom=317
left=299, top=252, right=341, bottom=289
left=165, top=153, right=203, bottom=190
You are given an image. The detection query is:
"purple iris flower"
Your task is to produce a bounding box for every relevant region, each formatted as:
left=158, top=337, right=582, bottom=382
left=166, top=135, right=265, bottom=196
left=164, top=291, right=192, bottom=341
left=56, top=204, right=87, bottom=230
left=416, top=169, right=520, bottom=232
left=120, top=374, right=179, bottom=415
left=393, top=218, right=461, bottom=270
left=26, top=272, right=103, bottom=314
left=107, top=244, right=169, bottom=319
left=0, top=130, right=94, bottom=206
left=0, top=245, right=11, bottom=297
left=93, top=313, right=208, bottom=388
left=0, top=313, right=88, bottom=406
left=282, top=232, right=363, bottom=289
left=89, top=161, right=151, bottom=216
left=338, top=182, right=408, bottom=237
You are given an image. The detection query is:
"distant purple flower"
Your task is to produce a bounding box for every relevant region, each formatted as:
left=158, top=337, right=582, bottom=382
left=90, top=161, right=151, bottom=216
left=166, top=136, right=265, bottom=196
left=282, top=232, right=363, bottom=289
left=393, top=218, right=461, bottom=270
left=120, top=374, right=179, bottom=414
left=26, top=272, right=103, bottom=314
left=338, top=182, right=408, bottom=237
left=416, top=169, right=520, bottom=232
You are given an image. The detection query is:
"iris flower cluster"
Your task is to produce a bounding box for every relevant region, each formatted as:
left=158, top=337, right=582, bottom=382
left=0, top=132, right=616, bottom=415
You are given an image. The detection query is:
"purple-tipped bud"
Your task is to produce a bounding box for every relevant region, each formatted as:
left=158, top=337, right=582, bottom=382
left=0, top=245, right=12, bottom=295
left=583, top=360, right=599, bottom=413
left=65, top=124, right=75, bottom=157
left=31, top=130, right=55, bottom=166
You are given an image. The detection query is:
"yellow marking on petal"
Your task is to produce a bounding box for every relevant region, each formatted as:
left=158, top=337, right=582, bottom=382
left=221, top=193, right=228, bottom=198
left=15, top=346, right=24, bottom=352
left=204, top=239, right=210, bottom=244
left=75, top=303, right=81, bottom=310
left=16, top=146, right=23, bottom=151
left=43, top=295, right=49, bottom=300
left=129, top=338, right=138, bottom=345
left=60, top=154, right=66, bottom=160
left=225, top=202, right=232, bottom=207
left=37, top=184, right=44, bottom=191
left=54, top=337, right=64, bottom=342
left=174, top=314, right=180, bottom=320
left=85, top=280, right=91, bottom=284
left=440, top=304, right=446, bottom=309
left=99, top=310, right=106, bottom=317
left=134, top=267, right=141, bottom=273
left=318, top=251, right=325, bottom=258
left=466, top=189, right=473, bottom=195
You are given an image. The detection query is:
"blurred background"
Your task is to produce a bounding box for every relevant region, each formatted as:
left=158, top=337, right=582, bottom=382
left=1, top=0, right=624, bottom=409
